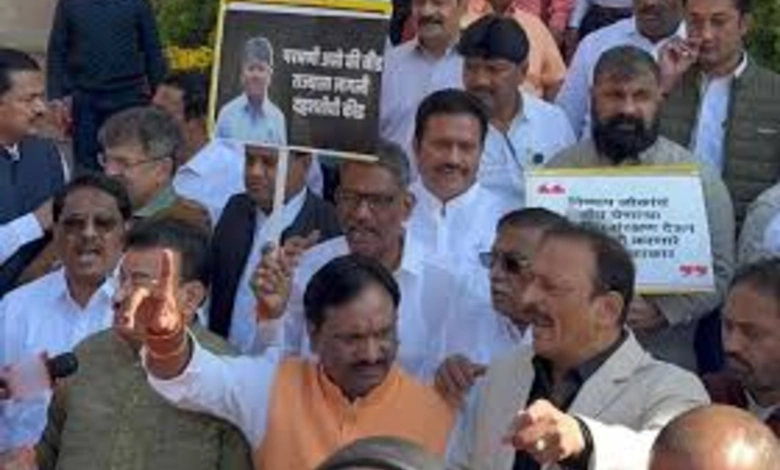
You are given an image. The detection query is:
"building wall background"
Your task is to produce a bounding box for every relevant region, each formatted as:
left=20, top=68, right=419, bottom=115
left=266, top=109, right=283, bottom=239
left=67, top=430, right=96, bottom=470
left=0, top=0, right=55, bottom=54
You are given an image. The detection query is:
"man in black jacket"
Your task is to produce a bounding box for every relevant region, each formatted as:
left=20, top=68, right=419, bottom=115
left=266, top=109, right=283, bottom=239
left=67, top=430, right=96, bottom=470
left=0, top=49, right=66, bottom=296
left=46, top=0, right=167, bottom=172
left=208, top=145, right=341, bottom=352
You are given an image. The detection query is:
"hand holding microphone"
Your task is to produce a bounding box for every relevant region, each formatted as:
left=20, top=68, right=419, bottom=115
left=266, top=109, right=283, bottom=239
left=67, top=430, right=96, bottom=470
left=0, top=352, right=79, bottom=401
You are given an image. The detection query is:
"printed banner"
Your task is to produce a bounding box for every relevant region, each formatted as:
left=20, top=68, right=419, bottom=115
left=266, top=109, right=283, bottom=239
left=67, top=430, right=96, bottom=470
left=526, top=166, right=714, bottom=294
left=210, top=1, right=388, bottom=156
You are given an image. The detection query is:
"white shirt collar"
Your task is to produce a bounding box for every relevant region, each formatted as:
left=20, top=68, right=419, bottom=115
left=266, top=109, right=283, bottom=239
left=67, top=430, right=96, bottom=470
left=258, top=187, right=307, bottom=228
left=54, top=268, right=115, bottom=311
left=410, top=36, right=461, bottom=60
left=3, top=144, right=20, bottom=161
left=413, top=180, right=482, bottom=215
left=397, top=232, right=425, bottom=278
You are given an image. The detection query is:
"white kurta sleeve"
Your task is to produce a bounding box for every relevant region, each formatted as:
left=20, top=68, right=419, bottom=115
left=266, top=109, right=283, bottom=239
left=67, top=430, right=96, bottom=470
left=0, top=213, right=44, bottom=265
left=145, top=338, right=280, bottom=448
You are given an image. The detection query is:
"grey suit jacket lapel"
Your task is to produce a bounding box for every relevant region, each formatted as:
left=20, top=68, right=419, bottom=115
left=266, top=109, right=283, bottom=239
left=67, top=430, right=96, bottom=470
left=569, top=332, right=647, bottom=419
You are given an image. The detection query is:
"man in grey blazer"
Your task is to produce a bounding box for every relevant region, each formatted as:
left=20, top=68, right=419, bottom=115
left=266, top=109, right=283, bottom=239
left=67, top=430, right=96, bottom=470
left=447, top=223, right=709, bottom=470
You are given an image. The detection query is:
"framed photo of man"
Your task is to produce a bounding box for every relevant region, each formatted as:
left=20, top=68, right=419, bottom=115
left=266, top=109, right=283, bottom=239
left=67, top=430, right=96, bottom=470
left=211, top=0, right=390, bottom=156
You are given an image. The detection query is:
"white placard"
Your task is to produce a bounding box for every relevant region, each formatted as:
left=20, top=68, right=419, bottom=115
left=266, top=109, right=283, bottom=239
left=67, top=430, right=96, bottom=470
left=526, top=165, right=714, bottom=294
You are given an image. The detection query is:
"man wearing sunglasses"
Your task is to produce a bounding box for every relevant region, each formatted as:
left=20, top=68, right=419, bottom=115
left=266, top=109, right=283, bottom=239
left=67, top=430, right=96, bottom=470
left=434, top=208, right=567, bottom=406
left=98, top=106, right=211, bottom=232
left=447, top=223, right=709, bottom=470
left=0, top=174, right=130, bottom=452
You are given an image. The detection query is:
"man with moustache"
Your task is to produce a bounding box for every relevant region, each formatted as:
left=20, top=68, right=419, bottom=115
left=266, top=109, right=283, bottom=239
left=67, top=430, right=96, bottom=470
left=447, top=223, right=709, bottom=470
left=406, top=89, right=515, bottom=309
left=136, top=253, right=456, bottom=469
left=546, top=45, right=735, bottom=371
left=0, top=174, right=130, bottom=452
left=208, top=144, right=340, bottom=353
left=434, top=208, right=568, bottom=406
left=556, top=0, right=687, bottom=138
left=703, top=259, right=780, bottom=437
left=0, top=49, right=67, bottom=296
left=36, top=219, right=253, bottom=470
left=458, top=15, right=574, bottom=204
left=249, top=140, right=469, bottom=380
left=380, top=0, right=466, bottom=168
left=659, top=0, right=780, bottom=225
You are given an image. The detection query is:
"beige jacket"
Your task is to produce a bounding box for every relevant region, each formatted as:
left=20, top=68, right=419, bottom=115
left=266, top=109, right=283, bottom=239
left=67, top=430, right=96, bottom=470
left=447, top=333, right=709, bottom=470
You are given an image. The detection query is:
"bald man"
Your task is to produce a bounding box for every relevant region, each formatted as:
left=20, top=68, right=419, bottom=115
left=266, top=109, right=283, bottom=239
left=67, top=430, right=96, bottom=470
left=649, top=405, right=780, bottom=470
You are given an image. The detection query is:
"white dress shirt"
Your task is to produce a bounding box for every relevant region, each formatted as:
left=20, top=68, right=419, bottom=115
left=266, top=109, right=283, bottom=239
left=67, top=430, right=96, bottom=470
left=0, top=269, right=114, bottom=452
left=228, top=188, right=307, bottom=353
left=480, top=92, right=576, bottom=204
left=173, top=140, right=245, bottom=224
left=380, top=38, right=464, bottom=173
left=408, top=181, right=516, bottom=276
left=569, top=0, right=634, bottom=28
left=556, top=18, right=687, bottom=137
left=260, top=234, right=465, bottom=381
left=690, top=55, right=748, bottom=174
left=147, top=338, right=279, bottom=448
left=0, top=214, right=44, bottom=266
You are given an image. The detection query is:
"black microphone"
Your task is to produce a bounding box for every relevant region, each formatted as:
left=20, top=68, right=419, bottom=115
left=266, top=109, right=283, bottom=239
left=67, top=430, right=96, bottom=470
left=0, top=353, right=79, bottom=398
left=45, top=352, right=79, bottom=381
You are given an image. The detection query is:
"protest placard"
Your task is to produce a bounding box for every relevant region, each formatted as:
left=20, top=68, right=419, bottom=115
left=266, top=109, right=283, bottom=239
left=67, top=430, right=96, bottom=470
left=210, top=0, right=388, bottom=157
left=526, top=165, right=714, bottom=294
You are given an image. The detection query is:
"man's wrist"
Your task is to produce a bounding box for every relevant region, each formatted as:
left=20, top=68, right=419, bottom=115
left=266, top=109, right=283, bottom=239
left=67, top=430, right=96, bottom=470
left=560, top=416, right=593, bottom=470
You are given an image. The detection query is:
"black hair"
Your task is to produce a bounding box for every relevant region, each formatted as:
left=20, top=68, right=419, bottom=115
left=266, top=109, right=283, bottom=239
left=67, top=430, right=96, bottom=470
left=593, top=45, right=661, bottom=85
left=315, top=436, right=448, bottom=470
left=304, top=254, right=401, bottom=330
left=497, top=207, right=569, bottom=233
left=124, top=218, right=212, bottom=288
left=541, top=223, right=636, bottom=323
left=730, top=259, right=780, bottom=313
left=0, top=48, right=40, bottom=97
left=160, top=71, right=210, bottom=121
left=53, top=172, right=133, bottom=223
left=414, top=89, right=489, bottom=147
left=458, top=14, right=530, bottom=65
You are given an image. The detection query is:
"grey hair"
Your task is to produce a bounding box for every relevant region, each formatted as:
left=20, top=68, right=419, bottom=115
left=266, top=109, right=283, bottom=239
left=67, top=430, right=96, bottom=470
left=98, top=106, right=183, bottom=169
left=374, top=139, right=412, bottom=188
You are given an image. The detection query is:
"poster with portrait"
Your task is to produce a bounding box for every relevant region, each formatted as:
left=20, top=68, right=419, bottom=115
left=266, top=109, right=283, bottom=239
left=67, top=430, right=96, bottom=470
left=211, top=0, right=389, bottom=157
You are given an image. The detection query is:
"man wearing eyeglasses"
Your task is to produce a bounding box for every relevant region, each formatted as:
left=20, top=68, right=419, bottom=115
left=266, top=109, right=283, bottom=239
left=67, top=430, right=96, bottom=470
left=0, top=174, right=130, bottom=453
left=434, top=208, right=568, bottom=406
left=98, top=106, right=210, bottom=232
left=249, top=139, right=469, bottom=381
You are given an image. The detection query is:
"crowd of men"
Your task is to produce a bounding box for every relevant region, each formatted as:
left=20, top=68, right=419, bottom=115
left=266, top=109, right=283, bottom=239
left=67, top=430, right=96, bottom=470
left=0, top=0, right=779, bottom=468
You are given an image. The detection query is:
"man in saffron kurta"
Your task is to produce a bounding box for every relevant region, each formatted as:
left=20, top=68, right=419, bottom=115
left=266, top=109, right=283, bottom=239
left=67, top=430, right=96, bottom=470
left=130, top=253, right=455, bottom=470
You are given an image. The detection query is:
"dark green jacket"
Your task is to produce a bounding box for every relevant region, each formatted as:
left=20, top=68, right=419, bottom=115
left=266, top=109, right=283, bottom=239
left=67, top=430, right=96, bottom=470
left=36, top=326, right=253, bottom=470
left=660, top=57, right=780, bottom=224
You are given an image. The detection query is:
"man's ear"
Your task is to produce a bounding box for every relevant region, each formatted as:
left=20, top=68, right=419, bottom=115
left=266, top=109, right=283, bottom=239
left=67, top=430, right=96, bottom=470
left=400, top=190, right=417, bottom=222
left=179, top=281, right=207, bottom=322
left=597, top=291, right=625, bottom=328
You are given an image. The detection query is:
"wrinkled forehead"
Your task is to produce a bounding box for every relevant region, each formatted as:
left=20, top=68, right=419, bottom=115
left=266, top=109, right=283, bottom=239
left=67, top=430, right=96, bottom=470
left=320, top=285, right=398, bottom=332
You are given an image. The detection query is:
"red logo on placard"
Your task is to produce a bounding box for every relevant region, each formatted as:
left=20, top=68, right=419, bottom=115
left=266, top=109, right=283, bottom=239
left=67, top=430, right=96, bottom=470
left=538, top=184, right=566, bottom=195
left=679, top=265, right=708, bottom=277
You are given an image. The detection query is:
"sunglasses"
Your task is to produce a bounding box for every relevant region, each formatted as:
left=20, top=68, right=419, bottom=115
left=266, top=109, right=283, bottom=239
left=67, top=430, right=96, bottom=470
left=479, top=251, right=531, bottom=275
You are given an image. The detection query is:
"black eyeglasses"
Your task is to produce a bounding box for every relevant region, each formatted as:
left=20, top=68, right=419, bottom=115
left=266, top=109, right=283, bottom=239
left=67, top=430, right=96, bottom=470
left=479, top=250, right=531, bottom=275
left=334, top=189, right=398, bottom=211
